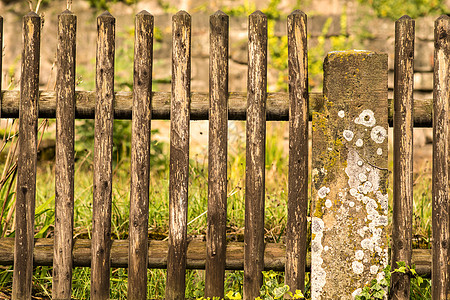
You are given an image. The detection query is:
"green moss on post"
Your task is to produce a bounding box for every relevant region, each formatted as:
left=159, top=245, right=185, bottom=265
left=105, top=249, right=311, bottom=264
left=311, top=51, right=388, bottom=299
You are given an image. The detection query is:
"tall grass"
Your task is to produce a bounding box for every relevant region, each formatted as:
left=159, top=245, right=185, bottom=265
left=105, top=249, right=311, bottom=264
left=0, top=119, right=435, bottom=298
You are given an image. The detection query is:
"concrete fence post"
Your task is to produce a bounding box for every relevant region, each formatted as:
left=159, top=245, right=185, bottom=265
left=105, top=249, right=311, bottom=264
left=311, top=51, right=389, bottom=299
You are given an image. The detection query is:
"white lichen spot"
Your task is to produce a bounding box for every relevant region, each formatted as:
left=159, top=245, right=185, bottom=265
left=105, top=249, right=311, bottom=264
left=318, top=186, right=330, bottom=199
left=349, top=188, right=358, bottom=197
left=338, top=110, right=345, bottom=118
left=356, top=139, right=363, bottom=147
left=311, top=217, right=326, bottom=299
left=361, top=238, right=372, bottom=250
left=352, top=261, right=364, bottom=274
left=354, top=109, right=376, bottom=127
left=377, top=272, right=385, bottom=282
left=377, top=148, right=383, bottom=155
left=376, top=191, right=389, bottom=214
left=312, top=217, right=325, bottom=234
left=355, top=250, right=364, bottom=260
left=370, top=265, right=379, bottom=274
left=357, top=228, right=365, bottom=237
left=325, top=199, right=332, bottom=208
left=363, top=181, right=373, bottom=193
left=359, top=173, right=367, bottom=182
left=352, top=288, right=362, bottom=298
left=375, top=246, right=383, bottom=256
left=343, top=130, right=354, bottom=141
left=344, top=146, right=388, bottom=287
left=371, top=126, right=387, bottom=144
left=312, top=168, right=319, bottom=179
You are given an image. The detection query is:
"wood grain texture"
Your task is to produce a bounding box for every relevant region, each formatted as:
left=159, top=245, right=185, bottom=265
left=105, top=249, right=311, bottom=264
left=0, top=237, right=438, bottom=277
left=0, top=90, right=434, bottom=126
left=53, top=10, right=76, bottom=300
left=205, top=10, right=228, bottom=299
left=391, top=15, right=414, bottom=300
left=128, top=10, right=153, bottom=300
left=91, top=11, right=115, bottom=300
left=166, top=10, right=191, bottom=300
left=12, top=12, right=40, bottom=300
left=432, top=15, right=450, bottom=300
left=244, top=10, right=267, bottom=300
left=286, top=10, right=308, bottom=295
left=0, top=15, right=2, bottom=119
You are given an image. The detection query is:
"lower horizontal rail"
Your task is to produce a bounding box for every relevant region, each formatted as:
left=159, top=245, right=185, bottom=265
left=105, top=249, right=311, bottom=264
left=0, top=238, right=432, bottom=276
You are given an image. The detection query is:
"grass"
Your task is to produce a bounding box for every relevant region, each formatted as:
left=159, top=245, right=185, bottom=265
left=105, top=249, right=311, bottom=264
left=0, top=118, right=435, bottom=299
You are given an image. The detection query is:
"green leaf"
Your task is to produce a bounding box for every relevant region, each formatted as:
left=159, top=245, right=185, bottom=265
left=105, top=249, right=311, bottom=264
left=293, top=290, right=305, bottom=299
left=372, top=288, right=386, bottom=299
left=394, top=266, right=407, bottom=273
left=273, top=286, right=289, bottom=299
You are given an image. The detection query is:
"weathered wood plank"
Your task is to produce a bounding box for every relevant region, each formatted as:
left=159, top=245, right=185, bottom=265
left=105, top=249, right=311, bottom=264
left=286, top=10, right=309, bottom=295
left=244, top=10, right=267, bottom=300
left=0, top=90, right=434, bottom=126
left=128, top=10, right=153, bottom=300
left=311, top=51, right=389, bottom=299
left=166, top=10, right=191, bottom=300
left=0, top=15, right=3, bottom=119
left=53, top=10, right=76, bottom=300
left=12, top=12, right=40, bottom=300
left=391, top=15, right=414, bottom=300
left=205, top=10, right=228, bottom=299
left=91, top=11, right=115, bottom=300
left=432, top=15, right=450, bottom=300
left=0, top=238, right=437, bottom=278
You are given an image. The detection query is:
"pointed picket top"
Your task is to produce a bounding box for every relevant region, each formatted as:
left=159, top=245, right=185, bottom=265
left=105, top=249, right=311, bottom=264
left=137, top=10, right=153, bottom=16
left=60, top=9, right=74, bottom=15
left=98, top=10, right=114, bottom=19
left=436, top=14, right=450, bottom=21
left=398, top=15, right=412, bottom=20
left=289, top=9, right=307, bottom=18
left=25, top=11, right=39, bottom=18
left=250, top=10, right=266, bottom=17
left=175, top=10, right=190, bottom=17
left=213, top=10, right=227, bottom=16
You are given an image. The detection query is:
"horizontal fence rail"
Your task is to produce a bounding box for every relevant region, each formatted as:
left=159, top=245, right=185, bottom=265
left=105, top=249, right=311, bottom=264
left=0, top=238, right=435, bottom=276
left=0, top=90, right=435, bottom=125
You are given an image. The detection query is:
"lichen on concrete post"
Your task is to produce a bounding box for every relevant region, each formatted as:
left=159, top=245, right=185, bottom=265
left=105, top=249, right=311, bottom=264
left=311, top=51, right=389, bottom=299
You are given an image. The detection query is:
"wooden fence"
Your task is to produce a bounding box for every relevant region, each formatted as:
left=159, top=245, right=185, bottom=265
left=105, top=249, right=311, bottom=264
left=0, top=7, right=448, bottom=300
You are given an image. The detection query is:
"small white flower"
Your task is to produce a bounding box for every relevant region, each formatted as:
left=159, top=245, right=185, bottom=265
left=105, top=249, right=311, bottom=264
left=338, top=110, right=345, bottom=118
left=356, top=139, right=363, bottom=147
